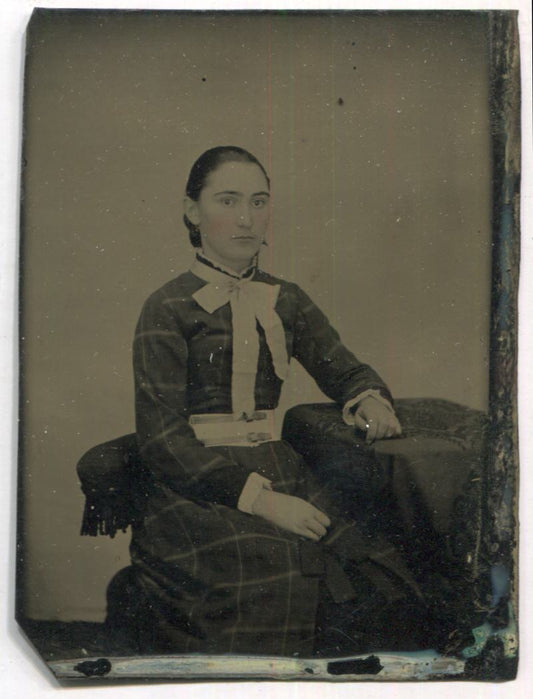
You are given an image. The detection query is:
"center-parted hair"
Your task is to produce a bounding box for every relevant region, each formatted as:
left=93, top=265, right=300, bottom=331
left=183, top=146, right=270, bottom=247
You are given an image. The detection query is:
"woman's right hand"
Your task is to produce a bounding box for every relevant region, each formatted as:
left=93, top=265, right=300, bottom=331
left=252, top=489, right=331, bottom=541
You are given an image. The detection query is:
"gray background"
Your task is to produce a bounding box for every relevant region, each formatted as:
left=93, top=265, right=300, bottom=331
left=21, top=10, right=491, bottom=621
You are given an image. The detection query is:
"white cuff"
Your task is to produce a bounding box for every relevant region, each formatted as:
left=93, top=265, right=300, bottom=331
left=237, top=472, right=273, bottom=514
left=342, top=390, right=394, bottom=426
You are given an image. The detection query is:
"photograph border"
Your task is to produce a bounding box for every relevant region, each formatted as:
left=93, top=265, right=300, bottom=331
left=5, top=2, right=527, bottom=690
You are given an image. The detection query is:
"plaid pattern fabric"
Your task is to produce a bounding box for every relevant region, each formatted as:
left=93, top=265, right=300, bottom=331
left=133, top=266, right=391, bottom=508
left=131, top=265, right=394, bottom=655
left=130, top=441, right=321, bottom=655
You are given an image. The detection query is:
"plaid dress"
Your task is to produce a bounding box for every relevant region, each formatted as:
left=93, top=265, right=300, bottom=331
left=130, top=262, right=395, bottom=656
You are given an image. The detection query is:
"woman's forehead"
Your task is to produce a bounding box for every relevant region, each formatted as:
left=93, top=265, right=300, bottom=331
left=204, top=161, right=269, bottom=194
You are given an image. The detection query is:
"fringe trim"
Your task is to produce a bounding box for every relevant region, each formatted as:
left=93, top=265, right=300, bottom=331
left=80, top=489, right=139, bottom=538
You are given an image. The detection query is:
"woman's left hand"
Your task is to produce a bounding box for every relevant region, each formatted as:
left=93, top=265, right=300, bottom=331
left=354, top=397, right=402, bottom=444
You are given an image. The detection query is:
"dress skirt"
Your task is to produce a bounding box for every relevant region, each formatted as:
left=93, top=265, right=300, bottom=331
left=130, top=440, right=326, bottom=656
left=128, top=435, right=419, bottom=657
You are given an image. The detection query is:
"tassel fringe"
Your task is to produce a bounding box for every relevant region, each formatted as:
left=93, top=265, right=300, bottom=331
left=80, top=489, right=138, bottom=538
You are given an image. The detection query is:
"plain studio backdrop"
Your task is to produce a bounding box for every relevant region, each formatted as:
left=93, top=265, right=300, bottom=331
left=20, top=10, right=492, bottom=622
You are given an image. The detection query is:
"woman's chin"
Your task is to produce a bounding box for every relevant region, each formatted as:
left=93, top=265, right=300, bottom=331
left=228, top=241, right=261, bottom=263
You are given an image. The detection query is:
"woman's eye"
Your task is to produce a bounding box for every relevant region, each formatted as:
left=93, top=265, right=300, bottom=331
left=252, top=199, right=267, bottom=208
left=220, top=198, right=235, bottom=207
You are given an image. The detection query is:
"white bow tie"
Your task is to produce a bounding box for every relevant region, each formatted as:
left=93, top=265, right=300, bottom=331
left=191, top=259, right=289, bottom=418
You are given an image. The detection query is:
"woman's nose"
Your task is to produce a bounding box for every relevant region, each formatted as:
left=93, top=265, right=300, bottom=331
left=237, top=204, right=252, bottom=227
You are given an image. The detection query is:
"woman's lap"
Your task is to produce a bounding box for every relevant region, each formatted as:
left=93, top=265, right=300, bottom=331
left=127, top=439, right=461, bottom=655
left=128, top=441, right=322, bottom=654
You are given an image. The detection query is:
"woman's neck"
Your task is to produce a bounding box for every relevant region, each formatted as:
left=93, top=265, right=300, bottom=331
left=196, top=252, right=256, bottom=279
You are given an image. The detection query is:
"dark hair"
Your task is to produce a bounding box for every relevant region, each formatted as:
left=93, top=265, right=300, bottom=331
left=183, top=146, right=270, bottom=247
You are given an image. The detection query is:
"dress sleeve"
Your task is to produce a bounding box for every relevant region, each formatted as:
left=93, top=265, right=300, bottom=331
left=290, top=284, right=393, bottom=406
left=133, top=291, right=252, bottom=508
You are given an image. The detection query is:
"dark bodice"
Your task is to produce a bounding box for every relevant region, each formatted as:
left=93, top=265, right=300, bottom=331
left=180, top=285, right=283, bottom=414
left=133, top=265, right=391, bottom=507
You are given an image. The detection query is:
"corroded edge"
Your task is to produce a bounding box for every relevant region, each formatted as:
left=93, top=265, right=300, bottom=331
left=485, top=8, right=520, bottom=658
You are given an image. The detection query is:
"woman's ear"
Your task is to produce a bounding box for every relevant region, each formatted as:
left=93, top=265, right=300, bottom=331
left=183, top=197, right=200, bottom=226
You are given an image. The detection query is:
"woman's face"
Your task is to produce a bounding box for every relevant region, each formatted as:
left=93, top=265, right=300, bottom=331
left=185, top=161, right=270, bottom=273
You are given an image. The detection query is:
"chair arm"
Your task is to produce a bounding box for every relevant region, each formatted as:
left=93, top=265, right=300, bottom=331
left=77, top=433, right=151, bottom=538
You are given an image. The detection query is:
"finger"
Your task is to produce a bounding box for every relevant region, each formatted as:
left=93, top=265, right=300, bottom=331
left=353, top=413, right=368, bottom=432
left=313, top=509, right=331, bottom=527
left=384, top=415, right=402, bottom=438
left=373, top=421, right=389, bottom=440
left=366, top=420, right=379, bottom=443
left=296, top=527, right=320, bottom=542
left=306, top=519, right=328, bottom=538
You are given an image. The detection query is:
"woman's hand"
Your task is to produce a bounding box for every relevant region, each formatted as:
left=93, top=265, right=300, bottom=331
left=354, top=396, right=402, bottom=444
left=252, top=489, right=331, bottom=541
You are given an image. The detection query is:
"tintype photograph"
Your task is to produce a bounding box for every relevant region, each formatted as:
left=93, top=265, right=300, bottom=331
left=17, top=8, right=520, bottom=682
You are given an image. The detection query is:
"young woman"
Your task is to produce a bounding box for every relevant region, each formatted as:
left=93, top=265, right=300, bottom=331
left=129, top=146, right=442, bottom=656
